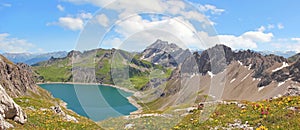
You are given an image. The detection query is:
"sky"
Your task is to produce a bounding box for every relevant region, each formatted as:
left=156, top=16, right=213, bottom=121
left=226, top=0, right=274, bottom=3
left=1, top=0, right=300, bottom=53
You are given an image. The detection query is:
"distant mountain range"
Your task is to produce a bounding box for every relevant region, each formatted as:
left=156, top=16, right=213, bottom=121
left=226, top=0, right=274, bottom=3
left=2, top=51, right=67, bottom=65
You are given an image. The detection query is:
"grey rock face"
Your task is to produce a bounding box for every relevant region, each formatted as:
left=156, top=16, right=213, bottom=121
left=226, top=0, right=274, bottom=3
left=0, top=55, right=38, bottom=97
left=141, top=39, right=192, bottom=68
left=0, top=84, right=27, bottom=129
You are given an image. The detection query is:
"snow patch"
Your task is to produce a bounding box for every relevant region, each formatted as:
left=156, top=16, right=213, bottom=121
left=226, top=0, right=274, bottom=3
left=278, top=81, right=286, bottom=87
left=207, top=71, right=215, bottom=78
left=253, top=78, right=261, bottom=81
left=241, top=73, right=250, bottom=81
left=230, top=78, right=236, bottom=83
left=272, top=62, right=289, bottom=72
left=237, top=60, right=243, bottom=66
left=248, top=64, right=252, bottom=70
left=190, top=73, right=196, bottom=78
left=258, top=86, right=265, bottom=92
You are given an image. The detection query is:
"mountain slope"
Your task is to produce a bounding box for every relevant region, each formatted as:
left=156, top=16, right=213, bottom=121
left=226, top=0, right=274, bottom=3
left=33, top=48, right=172, bottom=90
left=0, top=54, right=101, bottom=129
left=0, top=55, right=38, bottom=97
left=136, top=44, right=300, bottom=110
left=32, top=40, right=300, bottom=111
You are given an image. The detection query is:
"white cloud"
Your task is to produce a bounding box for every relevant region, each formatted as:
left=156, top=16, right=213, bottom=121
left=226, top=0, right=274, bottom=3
left=269, top=38, right=300, bottom=53
left=242, top=31, right=273, bottom=43
left=65, top=0, right=215, bottom=26
left=267, top=24, right=275, bottom=29
left=1, top=3, right=11, bottom=7
left=47, top=12, right=93, bottom=31
left=95, top=14, right=109, bottom=27
left=197, top=31, right=257, bottom=49
left=0, top=33, right=37, bottom=53
left=78, top=12, right=93, bottom=19
left=199, top=4, right=225, bottom=15
left=291, top=38, right=300, bottom=42
left=197, top=25, right=275, bottom=50
left=277, top=23, right=284, bottom=29
left=57, top=4, right=65, bottom=11
left=48, top=17, right=84, bottom=31
left=63, top=0, right=111, bottom=7
left=257, top=26, right=266, bottom=32
left=113, top=15, right=198, bottom=48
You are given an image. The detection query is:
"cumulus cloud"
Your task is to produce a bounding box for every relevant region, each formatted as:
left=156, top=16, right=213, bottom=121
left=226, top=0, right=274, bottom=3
left=65, top=0, right=214, bottom=26
left=242, top=31, right=273, bottom=43
left=47, top=12, right=92, bottom=31
left=95, top=14, right=109, bottom=27
left=63, top=0, right=111, bottom=7
left=48, top=17, right=84, bottom=31
left=57, top=4, right=65, bottom=11
left=199, top=4, right=225, bottom=15
left=197, top=25, right=275, bottom=50
left=0, top=33, right=38, bottom=53
left=110, top=15, right=199, bottom=49
left=196, top=31, right=257, bottom=49
left=78, top=12, right=93, bottom=19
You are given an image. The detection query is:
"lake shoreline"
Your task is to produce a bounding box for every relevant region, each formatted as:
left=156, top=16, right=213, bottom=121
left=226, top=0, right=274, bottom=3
left=37, top=82, right=143, bottom=115
left=37, top=82, right=136, bottom=93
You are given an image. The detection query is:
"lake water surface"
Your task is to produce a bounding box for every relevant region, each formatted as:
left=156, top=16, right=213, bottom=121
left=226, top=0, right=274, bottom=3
left=39, top=84, right=137, bottom=121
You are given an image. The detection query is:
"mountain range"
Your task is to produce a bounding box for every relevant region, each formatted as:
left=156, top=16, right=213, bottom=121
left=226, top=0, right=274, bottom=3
left=1, top=39, right=300, bottom=129
left=30, top=39, right=300, bottom=111
left=2, top=51, right=67, bottom=65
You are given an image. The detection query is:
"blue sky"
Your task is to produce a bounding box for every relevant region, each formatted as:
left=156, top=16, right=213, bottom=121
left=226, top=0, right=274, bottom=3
left=1, top=0, right=300, bottom=53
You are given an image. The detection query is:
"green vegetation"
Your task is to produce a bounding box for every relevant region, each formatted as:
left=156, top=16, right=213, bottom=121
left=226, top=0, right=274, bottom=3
left=33, top=49, right=174, bottom=92
left=130, top=76, right=149, bottom=90
left=33, top=58, right=72, bottom=82
left=288, top=54, right=300, bottom=62
left=98, top=96, right=300, bottom=130
left=174, top=96, right=300, bottom=130
left=10, top=88, right=102, bottom=130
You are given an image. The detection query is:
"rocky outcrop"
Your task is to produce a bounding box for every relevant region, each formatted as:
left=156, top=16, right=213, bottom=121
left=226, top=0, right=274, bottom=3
left=50, top=106, right=78, bottom=123
left=270, top=60, right=300, bottom=82
left=0, top=55, right=38, bottom=97
left=0, top=84, right=27, bottom=129
left=141, top=39, right=192, bottom=68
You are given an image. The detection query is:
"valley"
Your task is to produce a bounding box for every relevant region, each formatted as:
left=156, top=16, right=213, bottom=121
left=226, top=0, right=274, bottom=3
left=3, top=39, right=298, bottom=129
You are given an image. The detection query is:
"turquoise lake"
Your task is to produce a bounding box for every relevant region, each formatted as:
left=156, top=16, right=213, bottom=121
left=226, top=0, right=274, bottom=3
left=39, top=84, right=137, bottom=121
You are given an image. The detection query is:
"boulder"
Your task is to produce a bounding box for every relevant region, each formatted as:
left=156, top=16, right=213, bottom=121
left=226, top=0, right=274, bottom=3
left=0, top=84, right=27, bottom=129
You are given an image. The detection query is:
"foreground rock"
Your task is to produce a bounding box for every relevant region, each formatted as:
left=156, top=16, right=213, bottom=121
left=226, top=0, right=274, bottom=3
left=51, top=106, right=78, bottom=123
left=0, top=84, right=27, bottom=129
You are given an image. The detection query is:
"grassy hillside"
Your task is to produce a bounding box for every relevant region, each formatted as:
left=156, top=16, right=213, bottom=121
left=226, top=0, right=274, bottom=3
left=33, top=49, right=173, bottom=90
left=10, top=87, right=102, bottom=129
left=99, top=96, right=300, bottom=129
left=33, top=58, right=72, bottom=82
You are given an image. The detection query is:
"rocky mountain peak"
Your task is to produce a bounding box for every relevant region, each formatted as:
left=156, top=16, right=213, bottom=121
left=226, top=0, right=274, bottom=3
left=141, top=39, right=192, bottom=68
left=67, top=50, right=82, bottom=58
left=146, top=39, right=182, bottom=52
